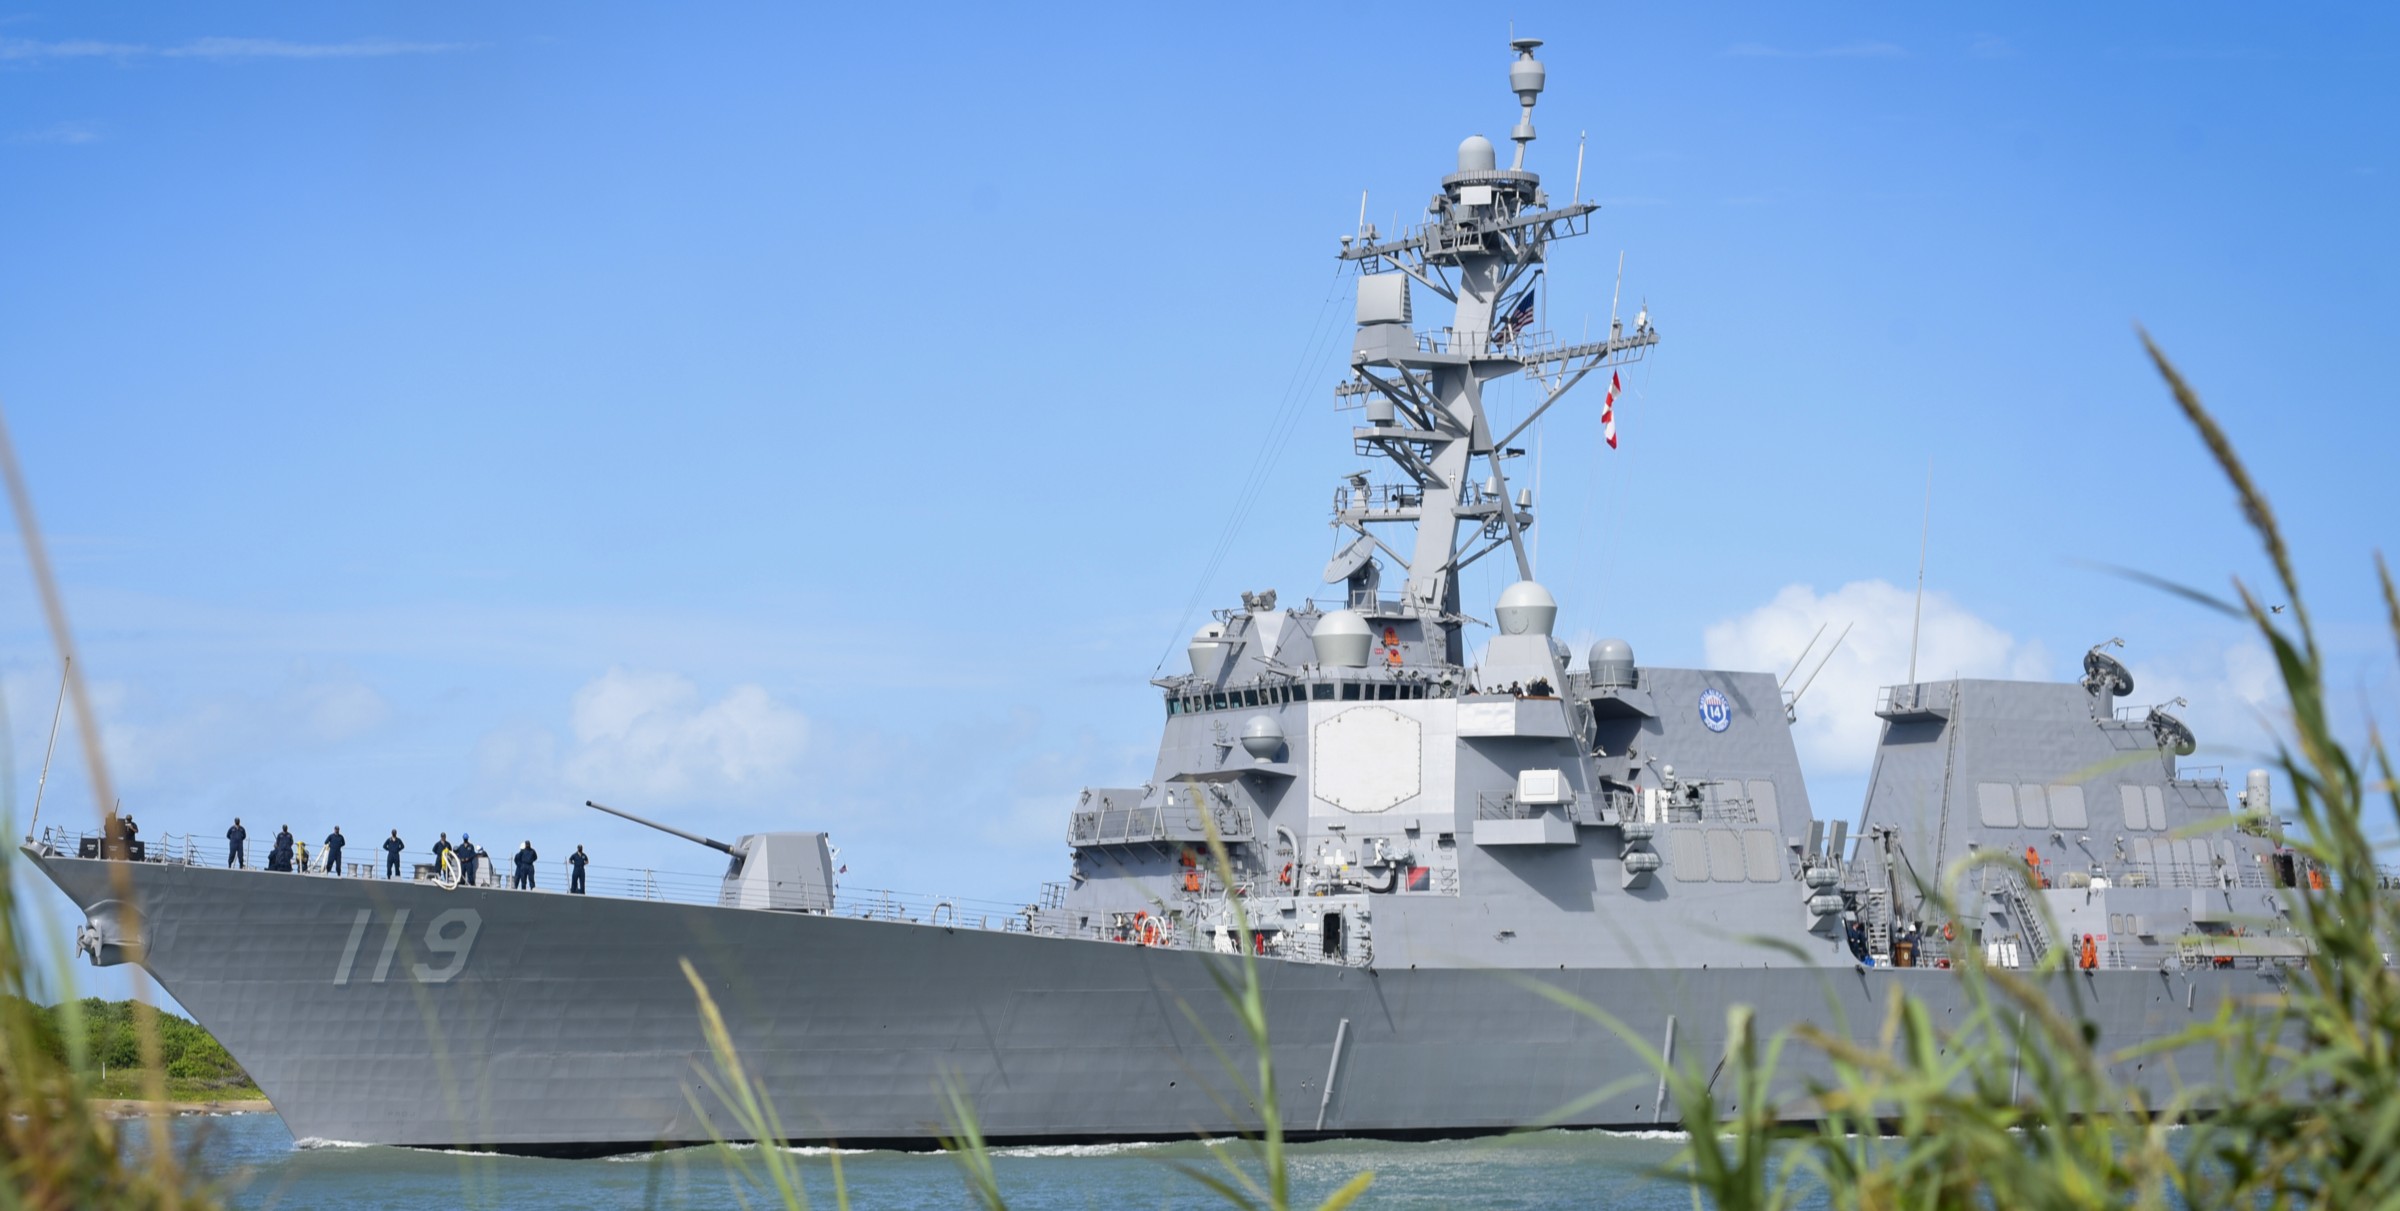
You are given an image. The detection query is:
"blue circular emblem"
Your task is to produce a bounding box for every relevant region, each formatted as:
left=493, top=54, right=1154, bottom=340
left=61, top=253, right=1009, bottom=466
left=1698, top=688, right=1732, bottom=733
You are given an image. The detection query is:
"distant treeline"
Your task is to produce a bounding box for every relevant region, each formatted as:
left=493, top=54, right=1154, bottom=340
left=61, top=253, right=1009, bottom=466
left=9, top=997, right=252, bottom=1087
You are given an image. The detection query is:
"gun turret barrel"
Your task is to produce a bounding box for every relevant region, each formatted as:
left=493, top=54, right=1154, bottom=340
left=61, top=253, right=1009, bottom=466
left=584, top=800, right=736, bottom=855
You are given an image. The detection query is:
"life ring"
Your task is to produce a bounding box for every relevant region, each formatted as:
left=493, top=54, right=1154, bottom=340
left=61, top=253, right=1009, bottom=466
left=1941, top=922, right=1955, bottom=942
left=1279, top=863, right=1293, bottom=885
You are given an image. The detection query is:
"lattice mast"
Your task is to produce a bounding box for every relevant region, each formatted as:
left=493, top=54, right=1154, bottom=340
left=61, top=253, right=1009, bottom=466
left=1333, top=38, right=1658, bottom=664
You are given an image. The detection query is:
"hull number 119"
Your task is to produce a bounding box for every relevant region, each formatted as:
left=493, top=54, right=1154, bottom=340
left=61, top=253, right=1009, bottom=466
left=331, top=908, right=482, bottom=986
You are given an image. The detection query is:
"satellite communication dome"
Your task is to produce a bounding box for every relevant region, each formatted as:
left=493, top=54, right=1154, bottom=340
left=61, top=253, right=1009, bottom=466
left=1187, top=623, right=1227, bottom=678
left=1239, top=714, right=1285, bottom=761
left=1314, top=610, right=1372, bottom=668
left=1589, top=637, right=1636, bottom=687
left=1494, top=581, right=1557, bottom=637
left=1457, top=134, right=1497, bottom=173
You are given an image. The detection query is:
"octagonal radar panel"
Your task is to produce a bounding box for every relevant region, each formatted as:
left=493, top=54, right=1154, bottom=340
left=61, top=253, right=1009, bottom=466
left=1313, top=705, right=1421, bottom=814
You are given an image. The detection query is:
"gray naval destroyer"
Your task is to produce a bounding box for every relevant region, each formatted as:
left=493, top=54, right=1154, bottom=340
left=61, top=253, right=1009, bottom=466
left=22, top=40, right=2310, bottom=1154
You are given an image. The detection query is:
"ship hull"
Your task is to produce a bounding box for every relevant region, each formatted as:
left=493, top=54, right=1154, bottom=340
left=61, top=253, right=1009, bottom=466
left=29, top=853, right=2260, bottom=1153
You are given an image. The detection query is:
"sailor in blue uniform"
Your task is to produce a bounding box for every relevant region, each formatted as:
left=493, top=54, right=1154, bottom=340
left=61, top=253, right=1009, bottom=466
left=513, top=841, right=539, bottom=889
left=568, top=845, right=589, bottom=895
left=382, top=830, right=405, bottom=878
left=226, top=818, right=247, bottom=868
left=323, top=827, right=345, bottom=876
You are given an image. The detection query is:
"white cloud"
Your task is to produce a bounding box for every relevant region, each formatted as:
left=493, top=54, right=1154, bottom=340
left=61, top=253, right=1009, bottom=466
left=565, top=669, right=810, bottom=797
left=2, top=662, right=392, bottom=804
left=1703, top=580, right=2049, bottom=774
left=2118, top=638, right=2283, bottom=767
left=475, top=669, right=811, bottom=817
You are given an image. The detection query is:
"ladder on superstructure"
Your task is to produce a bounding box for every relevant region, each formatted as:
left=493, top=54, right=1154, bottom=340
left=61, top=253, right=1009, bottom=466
left=1995, top=876, right=2051, bottom=965
left=1865, top=889, right=1892, bottom=961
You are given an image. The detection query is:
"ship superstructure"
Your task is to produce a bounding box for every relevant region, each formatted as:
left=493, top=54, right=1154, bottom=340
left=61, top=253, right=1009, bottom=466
left=20, top=41, right=2309, bottom=1153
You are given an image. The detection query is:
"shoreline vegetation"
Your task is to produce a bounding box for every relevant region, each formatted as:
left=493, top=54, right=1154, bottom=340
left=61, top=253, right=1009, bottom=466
left=0, top=343, right=2392, bottom=1210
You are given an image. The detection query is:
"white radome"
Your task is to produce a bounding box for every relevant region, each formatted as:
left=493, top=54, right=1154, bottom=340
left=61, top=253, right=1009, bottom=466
left=1314, top=609, right=1373, bottom=667
left=1494, top=581, right=1557, bottom=637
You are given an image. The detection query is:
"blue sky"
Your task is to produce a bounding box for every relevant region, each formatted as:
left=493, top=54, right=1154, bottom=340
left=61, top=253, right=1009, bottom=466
left=2, top=4, right=2393, bottom=1005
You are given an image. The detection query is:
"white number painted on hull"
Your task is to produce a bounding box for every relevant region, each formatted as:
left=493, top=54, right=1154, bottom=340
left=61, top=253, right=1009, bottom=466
left=333, top=908, right=482, bottom=985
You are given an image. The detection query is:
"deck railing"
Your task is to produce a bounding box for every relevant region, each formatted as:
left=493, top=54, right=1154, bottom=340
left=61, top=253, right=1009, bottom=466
left=29, top=826, right=1052, bottom=934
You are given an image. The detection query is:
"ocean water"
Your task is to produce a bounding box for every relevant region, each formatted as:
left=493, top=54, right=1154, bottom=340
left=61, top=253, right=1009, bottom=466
left=163, top=1112, right=1750, bottom=1210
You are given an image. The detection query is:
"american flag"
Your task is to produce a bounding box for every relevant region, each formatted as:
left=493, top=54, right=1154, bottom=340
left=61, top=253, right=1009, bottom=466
left=1492, top=273, right=1539, bottom=345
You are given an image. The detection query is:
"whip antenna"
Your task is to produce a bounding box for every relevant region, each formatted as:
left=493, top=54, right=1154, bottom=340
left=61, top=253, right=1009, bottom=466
left=26, top=655, right=67, bottom=839
left=1906, top=460, right=1932, bottom=685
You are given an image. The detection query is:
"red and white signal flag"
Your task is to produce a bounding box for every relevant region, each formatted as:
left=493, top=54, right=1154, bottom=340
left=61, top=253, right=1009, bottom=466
left=1601, top=370, right=1621, bottom=450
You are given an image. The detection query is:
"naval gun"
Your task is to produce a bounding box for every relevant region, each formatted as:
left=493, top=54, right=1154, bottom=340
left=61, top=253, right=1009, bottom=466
left=585, top=800, right=835, bottom=913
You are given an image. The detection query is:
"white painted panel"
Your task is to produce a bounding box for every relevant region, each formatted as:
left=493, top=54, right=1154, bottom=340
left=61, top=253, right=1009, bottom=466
left=1455, top=700, right=1515, bottom=736
left=1517, top=768, right=1567, bottom=805
left=1978, top=782, right=2018, bottom=828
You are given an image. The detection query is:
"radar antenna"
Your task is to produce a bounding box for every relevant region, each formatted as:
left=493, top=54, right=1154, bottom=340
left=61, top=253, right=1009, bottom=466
left=1508, top=38, right=1545, bottom=171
